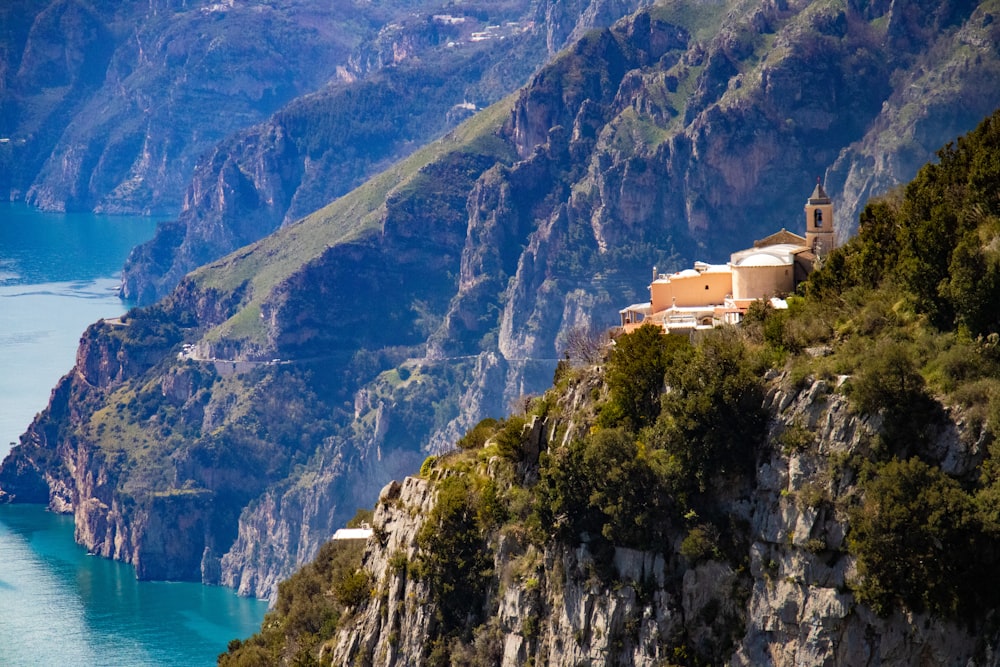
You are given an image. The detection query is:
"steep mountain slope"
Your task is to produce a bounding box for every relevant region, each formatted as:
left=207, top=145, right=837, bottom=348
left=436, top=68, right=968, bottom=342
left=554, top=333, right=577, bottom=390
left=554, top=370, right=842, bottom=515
left=123, top=0, right=1000, bottom=305
left=0, top=0, right=360, bottom=212
left=0, top=0, right=582, bottom=216
left=3, top=0, right=1000, bottom=604
left=222, top=108, right=1000, bottom=666
left=119, top=0, right=653, bottom=304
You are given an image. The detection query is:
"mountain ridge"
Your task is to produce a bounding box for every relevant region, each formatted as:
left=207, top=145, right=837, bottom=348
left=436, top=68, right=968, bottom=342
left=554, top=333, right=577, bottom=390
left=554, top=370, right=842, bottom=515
left=3, top=0, right=1000, bottom=605
left=222, top=107, right=1000, bottom=665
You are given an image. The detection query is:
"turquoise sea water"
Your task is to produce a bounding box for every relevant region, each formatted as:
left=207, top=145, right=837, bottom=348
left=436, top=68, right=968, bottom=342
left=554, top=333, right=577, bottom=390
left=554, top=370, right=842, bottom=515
left=0, top=204, right=268, bottom=665
left=0, top=505, right=268, bottom=666
left=0, top=203, right=158, bottom=458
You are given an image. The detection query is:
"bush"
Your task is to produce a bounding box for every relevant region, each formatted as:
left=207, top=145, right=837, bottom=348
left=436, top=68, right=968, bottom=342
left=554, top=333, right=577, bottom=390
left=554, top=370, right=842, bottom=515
left=420, top=455, right=438, bottom=477
left=680, top=524, right=721, bottom=565
left=415, top=476, right=494, bottom=637
left=538, top=428, right=673, bottom=550
left=600, top=324, right=691, bottom=430
left=332, top=568, right=371, bottom=609
left=848, top=457, right=994, bottom=618
left=456, top=418, right=499, bottom=450
left=848, top=340, right=937, bottom=454
left=850, top=342, right=926, bottom=416
left=491, top=416, right=528, bottom=461
left=656, top=329, right=765, bottom=492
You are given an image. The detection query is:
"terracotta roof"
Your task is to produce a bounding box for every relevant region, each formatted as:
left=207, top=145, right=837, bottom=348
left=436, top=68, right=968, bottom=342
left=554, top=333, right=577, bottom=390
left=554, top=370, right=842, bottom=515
left=754, top=228, right=807, bottom=248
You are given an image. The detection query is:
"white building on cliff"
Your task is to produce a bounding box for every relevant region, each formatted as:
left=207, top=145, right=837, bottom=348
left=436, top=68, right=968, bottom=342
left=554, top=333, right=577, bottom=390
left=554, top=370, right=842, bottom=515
left=620, top=182, right=836, bottom=333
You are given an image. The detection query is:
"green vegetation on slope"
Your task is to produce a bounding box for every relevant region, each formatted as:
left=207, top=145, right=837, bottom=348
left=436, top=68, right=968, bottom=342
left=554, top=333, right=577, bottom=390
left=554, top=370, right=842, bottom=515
left=219, top=512, right=372, bottom=667
left=220, top=107, right=1000, bottom=664
left=191, top=98, right=518, bottom=348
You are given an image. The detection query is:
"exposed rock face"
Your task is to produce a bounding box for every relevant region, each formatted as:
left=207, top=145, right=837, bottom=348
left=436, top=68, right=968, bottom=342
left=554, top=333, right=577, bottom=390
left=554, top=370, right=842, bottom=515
left=7, top=0, right=638, bottom=220
left=119, top=0, right=651, bottom=304
left=325, top=477, right=437, bottom=664
left=5, top=0, right=1000, bottom=607
left=2, top=0, right=367, bottom=213
left=327, top=376, right=1000, bottom=666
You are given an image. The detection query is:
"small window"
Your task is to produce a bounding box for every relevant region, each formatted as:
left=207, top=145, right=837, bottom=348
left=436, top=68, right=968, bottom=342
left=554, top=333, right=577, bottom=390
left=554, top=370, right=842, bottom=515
left=705, top=284, right=710, bottom=290
left=814, top=209, right=823, bottom=227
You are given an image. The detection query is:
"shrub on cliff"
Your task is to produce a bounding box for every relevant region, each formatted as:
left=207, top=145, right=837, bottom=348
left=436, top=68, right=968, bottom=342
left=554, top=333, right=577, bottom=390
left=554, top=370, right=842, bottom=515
left=492, top=415, right=529, bottom=462
left=456, top=417, right=500, bottom=450
left=538, top=427, right=673, bottom=550
left=654, top=328, right=766, bottom=493
left=218, top=536, right=367, bottom=666
left=848, top=457, right=997, bottom=619
left=599, top=323, right=691, bottom=430
left=847, top=340, right=938, bottom=455
left=414, top=475, right=499, bottom=645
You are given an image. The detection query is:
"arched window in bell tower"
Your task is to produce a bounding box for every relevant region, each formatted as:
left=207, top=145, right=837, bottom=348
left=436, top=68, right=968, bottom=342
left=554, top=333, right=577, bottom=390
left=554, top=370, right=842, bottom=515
left=814, top=209, right=823, bottom=227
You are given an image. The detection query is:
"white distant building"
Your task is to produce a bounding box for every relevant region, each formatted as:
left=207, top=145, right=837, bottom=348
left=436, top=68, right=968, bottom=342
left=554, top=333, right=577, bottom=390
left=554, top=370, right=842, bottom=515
left=332, top=522, right=373, bottom=541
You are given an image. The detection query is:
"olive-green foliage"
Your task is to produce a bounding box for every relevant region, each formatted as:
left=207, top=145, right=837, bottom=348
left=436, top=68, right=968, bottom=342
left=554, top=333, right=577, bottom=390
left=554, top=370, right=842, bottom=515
left=419, top=455, right=439, bottom=478
left=539, top=428, right=674, bottom=550
left=807, top=109, right=1000, bottom=337
left=332, top=568, right=372, bottom=610
left=777, top=420, right=814, bottom=455
left=848, top=457, right=997, bottom=618
left=600, top=324, right=692, bottom=430
left=655, top=328, right=766, bottom=493
left=808, top=196, right=905, bottom=297
left=853, top=343, right=918, bottom=397
left=927, top=338, right=996, bottom=394
left=120, top=303, right=188, bottom=355
left=492, top=416, right=528, bottom=461
left=976, top=436, right=1000, bottom=536
left=847, top=340, right=936, bottom=453
left=416, top=475, right=500, bottom=644
left=679, top=524, right=722, bottom=565
left=457, top=417, right=500, bottom=450
left=943, top=230, right=1000, bottom=336
left=218, top=537, right=367, bottom=666
left=741, top=299, right=791, bottom=352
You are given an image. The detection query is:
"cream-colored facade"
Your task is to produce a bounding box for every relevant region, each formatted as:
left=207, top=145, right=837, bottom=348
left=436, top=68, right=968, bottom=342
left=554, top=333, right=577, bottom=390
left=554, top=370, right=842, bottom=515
left=805, top=182, right=835, bottom=256
left=620, top=185, right=836, bottom=333
left=650, top=264, right=732, bottom=311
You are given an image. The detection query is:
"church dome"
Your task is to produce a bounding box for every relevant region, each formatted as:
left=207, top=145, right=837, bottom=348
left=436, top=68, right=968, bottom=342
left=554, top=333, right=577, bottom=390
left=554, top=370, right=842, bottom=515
left=736, top=252, right=787, bottom=267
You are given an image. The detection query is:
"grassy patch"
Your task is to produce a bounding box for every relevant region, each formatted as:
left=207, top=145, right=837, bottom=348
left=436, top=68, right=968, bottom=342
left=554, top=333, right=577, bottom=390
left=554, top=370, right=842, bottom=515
left=191, top=98, right=516, bottom=348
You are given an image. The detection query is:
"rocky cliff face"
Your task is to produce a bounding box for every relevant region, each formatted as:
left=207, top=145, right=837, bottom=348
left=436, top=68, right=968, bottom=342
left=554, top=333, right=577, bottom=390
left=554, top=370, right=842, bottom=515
left=119, top=0, right=651, bottom=304
left=325, top=373, right=999, bottom=666
left=4, top=0, right=1000, bottom=607
left=7, top=0, right=631, bottom=218
left=1, top=0, right=372, bottom=212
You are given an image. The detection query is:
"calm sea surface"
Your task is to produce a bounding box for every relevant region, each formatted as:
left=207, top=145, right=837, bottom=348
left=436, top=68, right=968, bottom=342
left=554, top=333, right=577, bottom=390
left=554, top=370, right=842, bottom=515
left=0, top=203, right=268, bottom=665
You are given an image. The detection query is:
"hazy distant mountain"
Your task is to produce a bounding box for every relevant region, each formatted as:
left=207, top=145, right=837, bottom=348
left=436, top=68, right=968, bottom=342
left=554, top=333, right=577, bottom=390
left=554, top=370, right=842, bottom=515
left=1, top=0, right=628, bottom=215
left=117, top=0, right=654, bottom=303
left=2, top=0, right=999, bottom=606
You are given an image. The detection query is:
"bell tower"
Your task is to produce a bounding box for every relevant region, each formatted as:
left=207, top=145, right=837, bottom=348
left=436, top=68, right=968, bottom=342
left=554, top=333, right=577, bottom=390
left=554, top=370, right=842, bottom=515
left=805, top=180, right=835, bottom=255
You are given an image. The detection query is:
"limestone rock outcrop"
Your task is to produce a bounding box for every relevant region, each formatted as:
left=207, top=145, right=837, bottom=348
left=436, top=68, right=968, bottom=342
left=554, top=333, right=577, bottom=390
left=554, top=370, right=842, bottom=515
left=4, top=0, right=1000, bottom=607
left=326, top=376, right=1000, bottom=666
